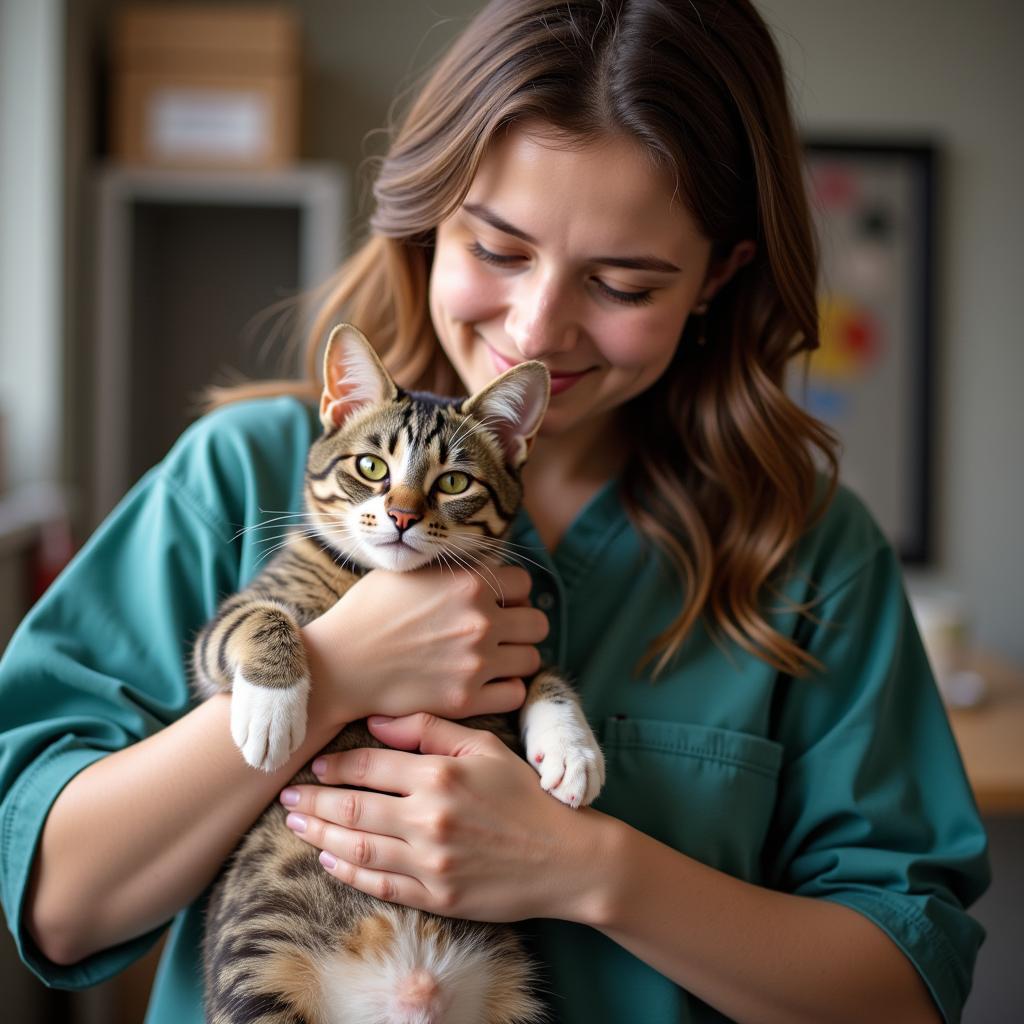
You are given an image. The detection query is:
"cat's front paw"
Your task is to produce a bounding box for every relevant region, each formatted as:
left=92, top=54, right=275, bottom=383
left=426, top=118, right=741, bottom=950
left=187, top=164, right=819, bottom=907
left=524, top=706, right=605, bottom=809
left=230, top=670, right=309, bottom=772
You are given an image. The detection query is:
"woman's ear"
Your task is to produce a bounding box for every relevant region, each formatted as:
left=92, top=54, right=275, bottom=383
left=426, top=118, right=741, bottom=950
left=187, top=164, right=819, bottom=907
left=697, top=239, right=757, bottom=305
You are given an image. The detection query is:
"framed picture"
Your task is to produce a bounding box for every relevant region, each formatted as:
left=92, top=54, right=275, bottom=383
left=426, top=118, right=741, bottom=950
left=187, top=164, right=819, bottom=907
left=796, top=139, right=937, bottom=563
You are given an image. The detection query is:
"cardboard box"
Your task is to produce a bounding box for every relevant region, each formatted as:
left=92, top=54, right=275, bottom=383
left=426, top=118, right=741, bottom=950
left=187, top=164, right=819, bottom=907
left=111, top=5, right=300, bottom=169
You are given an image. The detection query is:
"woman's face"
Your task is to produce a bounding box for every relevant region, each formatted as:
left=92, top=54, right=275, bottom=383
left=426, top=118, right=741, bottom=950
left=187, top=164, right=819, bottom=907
left=429, top=124, right=740, bottom=439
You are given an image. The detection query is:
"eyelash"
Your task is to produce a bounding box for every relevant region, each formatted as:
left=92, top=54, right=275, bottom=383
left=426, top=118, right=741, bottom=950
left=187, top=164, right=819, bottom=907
left=466, top=241, right=655, bottom=307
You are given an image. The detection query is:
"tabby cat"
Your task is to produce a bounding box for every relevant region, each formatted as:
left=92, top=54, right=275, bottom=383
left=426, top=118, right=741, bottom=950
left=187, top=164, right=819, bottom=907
left=194, top=324, right=606, bottom=1024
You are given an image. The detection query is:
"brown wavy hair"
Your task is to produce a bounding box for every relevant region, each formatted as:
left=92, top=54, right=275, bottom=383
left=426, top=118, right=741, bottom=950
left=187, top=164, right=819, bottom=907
left=210, top=0, right=839, bottom=678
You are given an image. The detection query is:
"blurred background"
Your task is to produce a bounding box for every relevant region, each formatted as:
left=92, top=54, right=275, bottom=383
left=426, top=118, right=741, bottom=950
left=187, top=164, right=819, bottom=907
left=0, top=0, right=1021, bottom=1020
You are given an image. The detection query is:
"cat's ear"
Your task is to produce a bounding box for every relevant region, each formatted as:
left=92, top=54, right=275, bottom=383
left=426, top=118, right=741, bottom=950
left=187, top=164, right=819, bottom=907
left=319, top=324, right=398, bottom=431
left=462, top=360, right=550, bottom=468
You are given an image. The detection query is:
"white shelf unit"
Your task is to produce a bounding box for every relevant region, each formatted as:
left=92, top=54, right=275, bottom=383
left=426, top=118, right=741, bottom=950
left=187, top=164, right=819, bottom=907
left=93, top=163, right=346, bottom=525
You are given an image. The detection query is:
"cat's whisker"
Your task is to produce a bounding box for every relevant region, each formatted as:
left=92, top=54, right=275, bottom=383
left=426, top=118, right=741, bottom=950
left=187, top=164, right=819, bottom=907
left=447, top=411, right=498, bottom=451
left=251, top=523, right=354, bottom=567
left=252, top=526, right=337, bottom=564
left=247, top=519, right=329, bottom=541
left=243, top=518, right=320, bottom=532
left=252, top=538, right=299, bottom=567
left=249, top=531, right=304, bottom=553
left=231, top=513, right=311, bottom=542
left=456, top=551, right=506, bottom=604
left=453, top=534, right=554, bottom=577
left=434, top=550, right=459, bottom=581
left=446, top=540, right=505, bottom=578
left=233, top=509, right=351, bottom=544
left=448, top=412, right=504, bottom=457
left=319, top=525, right=373, bottom=583
left=440, top=544, right=504, bottom=602
left=479, top=535, right=547, bottom=555
left=448, top=427, right=502, bottom=463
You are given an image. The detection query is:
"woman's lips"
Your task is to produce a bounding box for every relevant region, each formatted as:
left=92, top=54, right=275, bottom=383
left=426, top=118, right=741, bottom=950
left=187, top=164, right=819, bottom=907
left=487, top=345, right=591, bottom=394
left=547, top=373, right=588, bottom=395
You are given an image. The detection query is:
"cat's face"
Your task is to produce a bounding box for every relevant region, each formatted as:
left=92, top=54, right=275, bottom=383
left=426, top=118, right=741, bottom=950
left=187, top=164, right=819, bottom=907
left=304, top=325, right=549, bottom=573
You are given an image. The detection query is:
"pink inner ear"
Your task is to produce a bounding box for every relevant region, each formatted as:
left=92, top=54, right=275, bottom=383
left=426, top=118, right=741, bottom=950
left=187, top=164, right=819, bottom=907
left=320, top=383, right=362, bottom=429
left=321, top=396, right=347, bottom=429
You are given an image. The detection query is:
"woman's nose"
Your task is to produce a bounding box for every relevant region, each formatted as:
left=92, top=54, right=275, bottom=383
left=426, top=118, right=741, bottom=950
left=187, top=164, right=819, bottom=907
left=505, top=272, right=578, bottom=358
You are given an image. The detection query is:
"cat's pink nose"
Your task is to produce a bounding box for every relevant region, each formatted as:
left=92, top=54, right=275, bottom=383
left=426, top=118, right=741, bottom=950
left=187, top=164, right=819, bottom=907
left=388, top=508, right=421, bottom=533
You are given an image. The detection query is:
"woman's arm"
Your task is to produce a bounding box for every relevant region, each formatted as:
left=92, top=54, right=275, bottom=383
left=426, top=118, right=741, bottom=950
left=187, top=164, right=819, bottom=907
left=587, top=814, right=941, bottom=1024
left=25, top=687, right=342, bottom=966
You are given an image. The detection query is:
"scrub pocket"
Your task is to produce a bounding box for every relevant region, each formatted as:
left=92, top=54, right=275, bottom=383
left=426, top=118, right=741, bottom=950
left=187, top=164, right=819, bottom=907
left=595, top=717, right=784, bottom=883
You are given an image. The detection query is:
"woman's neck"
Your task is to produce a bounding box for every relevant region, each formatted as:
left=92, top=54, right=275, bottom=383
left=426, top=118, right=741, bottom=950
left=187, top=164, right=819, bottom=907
left=520, top=412, right=627, bottom=551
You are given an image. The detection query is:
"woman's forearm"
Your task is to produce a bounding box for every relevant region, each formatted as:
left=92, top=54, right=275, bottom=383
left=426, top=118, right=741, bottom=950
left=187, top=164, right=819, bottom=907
left=25, top=688, right=344, bottom=966
left=578, top=815, right=940, bottom=1024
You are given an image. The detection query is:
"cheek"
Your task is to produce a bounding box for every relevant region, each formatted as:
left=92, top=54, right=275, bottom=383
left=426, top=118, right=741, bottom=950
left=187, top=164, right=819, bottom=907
left=596, top=309, right=686, bottom=372
left=430, top=249, right=505, bottom=325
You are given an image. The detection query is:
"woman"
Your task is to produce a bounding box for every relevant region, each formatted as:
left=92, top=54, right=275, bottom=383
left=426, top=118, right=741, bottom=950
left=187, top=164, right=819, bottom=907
left=0, top=1, right=988, bottom=1022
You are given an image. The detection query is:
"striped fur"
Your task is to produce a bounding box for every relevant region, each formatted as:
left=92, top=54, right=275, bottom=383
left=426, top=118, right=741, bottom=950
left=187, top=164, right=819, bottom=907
left=196, top=327, right=604, bottom=1024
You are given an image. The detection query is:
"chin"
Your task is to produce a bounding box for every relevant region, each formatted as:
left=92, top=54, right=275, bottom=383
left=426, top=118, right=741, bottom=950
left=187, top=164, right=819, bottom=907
left=365, top=540, right=435, bottom=572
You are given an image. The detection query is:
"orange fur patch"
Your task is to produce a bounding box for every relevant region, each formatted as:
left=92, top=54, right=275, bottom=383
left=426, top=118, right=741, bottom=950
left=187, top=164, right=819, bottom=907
left=259, top=946, right=326, bottom=1024
left=342, top=912, right=397, bottom=962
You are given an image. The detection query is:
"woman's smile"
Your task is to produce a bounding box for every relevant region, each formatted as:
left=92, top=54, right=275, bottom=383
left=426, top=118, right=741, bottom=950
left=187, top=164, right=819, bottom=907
left=486, top=339, right=595, bottom=394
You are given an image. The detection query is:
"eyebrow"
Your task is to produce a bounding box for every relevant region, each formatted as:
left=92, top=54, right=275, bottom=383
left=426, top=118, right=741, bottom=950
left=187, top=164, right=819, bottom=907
left=463, top=202, right=682, bottom=274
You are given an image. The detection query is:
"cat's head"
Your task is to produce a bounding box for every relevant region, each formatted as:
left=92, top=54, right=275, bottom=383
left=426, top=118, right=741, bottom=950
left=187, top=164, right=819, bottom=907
left=305, top=324, right=550, bottom=572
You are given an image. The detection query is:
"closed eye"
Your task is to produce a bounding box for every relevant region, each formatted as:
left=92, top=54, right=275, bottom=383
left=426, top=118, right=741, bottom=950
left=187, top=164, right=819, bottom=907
left=467, top=240, right=521, bottom=266
left=594, top=280, right=654, bottom=306
left=467, top=241, right=654, bottom=306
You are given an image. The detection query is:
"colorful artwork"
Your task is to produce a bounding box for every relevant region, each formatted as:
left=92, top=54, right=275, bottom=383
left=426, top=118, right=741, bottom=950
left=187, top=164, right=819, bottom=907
left=796, top=142, right=936, bottom=562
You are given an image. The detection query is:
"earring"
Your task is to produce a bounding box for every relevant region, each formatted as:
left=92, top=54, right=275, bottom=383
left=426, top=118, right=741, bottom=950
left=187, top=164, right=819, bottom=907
left=693, top=300, right=709, bottom=345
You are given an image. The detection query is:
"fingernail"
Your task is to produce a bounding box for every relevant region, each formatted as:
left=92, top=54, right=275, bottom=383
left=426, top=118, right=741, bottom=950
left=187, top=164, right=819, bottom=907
left=319, top=850, right=337, bottom=870
left=286, top=813, right=307, bottom=833
left=312, top=758, right=327, bottom=776
left=280, top=788, right=300, bottom=806
left=368, top=715, right=395, bottom=726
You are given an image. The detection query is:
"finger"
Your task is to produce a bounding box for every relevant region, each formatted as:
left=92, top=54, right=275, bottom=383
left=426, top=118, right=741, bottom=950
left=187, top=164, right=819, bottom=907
left=318, top=850, right=432, bottom=911
left=472, top=678, right=527, bottom=716
left=285, top=813, right=415, bottom=876
left=281, top=784, right=408, bottom=840
left=496, top=606, right=550, bottom=644
left=310, top=746, right=431, bottom=791
left=367, top=712, right=499, bottom=757
left=492, top=566, right=533, bottom=607
left=491, top=643, right=542, bottom=681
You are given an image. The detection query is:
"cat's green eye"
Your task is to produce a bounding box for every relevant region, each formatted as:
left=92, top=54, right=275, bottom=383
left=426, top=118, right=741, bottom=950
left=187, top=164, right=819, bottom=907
left=437, top=471, right=471, bottom=495
left=356, top=455, right=388, bottom=482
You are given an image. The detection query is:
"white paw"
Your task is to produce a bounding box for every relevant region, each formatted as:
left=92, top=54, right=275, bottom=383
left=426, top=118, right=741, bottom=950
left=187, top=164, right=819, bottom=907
left=524, top=703, right=605, bottom=809
left=230, top=670, right=309, bottom=772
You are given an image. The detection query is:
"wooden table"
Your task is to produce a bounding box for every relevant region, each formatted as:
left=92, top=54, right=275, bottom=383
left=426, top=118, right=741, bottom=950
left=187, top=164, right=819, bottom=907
left=946, top=652, right=1024, bottom=814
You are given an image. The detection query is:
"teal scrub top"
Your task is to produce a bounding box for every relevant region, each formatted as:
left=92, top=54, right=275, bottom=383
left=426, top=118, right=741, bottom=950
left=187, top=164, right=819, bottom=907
left=0, top=397, right=990, bottom=1023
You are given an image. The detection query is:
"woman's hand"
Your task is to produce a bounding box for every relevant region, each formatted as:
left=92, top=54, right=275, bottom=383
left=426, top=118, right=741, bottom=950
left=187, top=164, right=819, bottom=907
left=302, top=566, right=548, bottom=726
left=278, top=713, right=606, bottom=924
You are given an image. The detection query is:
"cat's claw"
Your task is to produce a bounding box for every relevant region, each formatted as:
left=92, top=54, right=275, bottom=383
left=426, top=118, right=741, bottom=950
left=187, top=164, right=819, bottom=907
left=524, top=710, right=605, bottom=809
left=230, top=670, right=309, bottom=772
